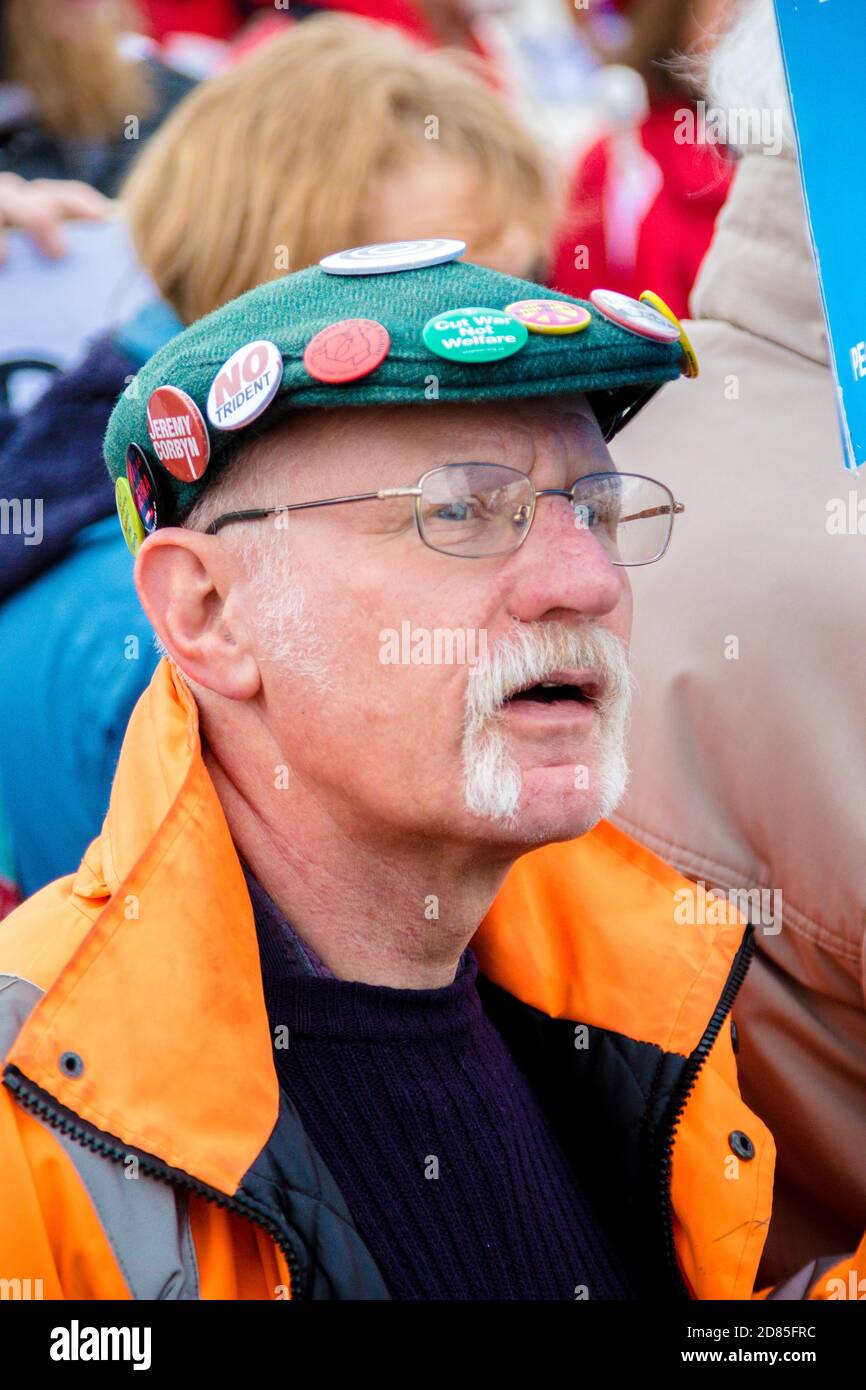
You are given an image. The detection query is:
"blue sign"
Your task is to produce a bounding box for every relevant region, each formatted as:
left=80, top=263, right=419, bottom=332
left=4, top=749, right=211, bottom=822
left=774, top=0, right=866, bottom=471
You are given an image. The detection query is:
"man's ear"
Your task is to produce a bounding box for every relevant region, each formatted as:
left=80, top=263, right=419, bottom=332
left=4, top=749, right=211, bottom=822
left=134, top=528, right=262, bottom=700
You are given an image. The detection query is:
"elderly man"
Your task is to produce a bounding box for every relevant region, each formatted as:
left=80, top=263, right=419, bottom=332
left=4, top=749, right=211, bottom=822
left=0, top=243, right=856, bottom=1301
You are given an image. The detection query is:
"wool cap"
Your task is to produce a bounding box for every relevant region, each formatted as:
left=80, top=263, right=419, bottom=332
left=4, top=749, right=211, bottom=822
left=104, top=250, right=690, bottom=533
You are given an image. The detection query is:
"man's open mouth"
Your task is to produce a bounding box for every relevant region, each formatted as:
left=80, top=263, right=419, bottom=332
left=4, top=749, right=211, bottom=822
left=502, top=674, right=602, bottom=710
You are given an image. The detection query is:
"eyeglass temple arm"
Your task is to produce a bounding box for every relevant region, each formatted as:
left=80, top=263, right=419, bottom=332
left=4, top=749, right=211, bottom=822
left=535, top=491, right=685, bottom=521
left=618, top=502, right=685, bottom=522
left=204, top=488, right=423, bottom=535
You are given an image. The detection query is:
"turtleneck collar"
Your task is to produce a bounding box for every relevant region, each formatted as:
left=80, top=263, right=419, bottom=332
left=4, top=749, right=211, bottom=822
left=243, top=861, right=479, bottom=1036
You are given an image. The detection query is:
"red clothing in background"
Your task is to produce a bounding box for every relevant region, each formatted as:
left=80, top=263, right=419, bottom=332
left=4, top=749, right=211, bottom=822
left=139, top=0, right=440, bottom=45
left=550, top=101, right=733, bottom=319
left=303, top=0, right=439, bottom=46
left=139, top=0, right=272, bottom=41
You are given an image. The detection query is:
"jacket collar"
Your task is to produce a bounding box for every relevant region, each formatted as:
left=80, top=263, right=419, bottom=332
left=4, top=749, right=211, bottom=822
left=690, top=151, right=829, bottom=367
left=9, top=661, right=277, bottom=1196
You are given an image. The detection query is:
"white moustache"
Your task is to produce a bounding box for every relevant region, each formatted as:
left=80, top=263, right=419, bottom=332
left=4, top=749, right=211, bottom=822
left=463, top=621, right=633, bottom=735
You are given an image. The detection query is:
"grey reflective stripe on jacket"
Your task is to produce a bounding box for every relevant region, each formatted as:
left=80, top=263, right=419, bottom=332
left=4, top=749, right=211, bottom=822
left=0, top=973, right=200, bottom=1300
left=766, top=1253, right=853, bottom=1302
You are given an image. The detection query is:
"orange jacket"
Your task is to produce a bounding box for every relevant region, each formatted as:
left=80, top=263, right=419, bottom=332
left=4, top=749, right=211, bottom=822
left=0, top=660, right=860, bottom=1299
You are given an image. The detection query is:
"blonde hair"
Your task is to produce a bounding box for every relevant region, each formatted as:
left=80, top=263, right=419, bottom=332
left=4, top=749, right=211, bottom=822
left=1, top=0, right=153, bottom=141
left=122, top=14, right=555, bottom=324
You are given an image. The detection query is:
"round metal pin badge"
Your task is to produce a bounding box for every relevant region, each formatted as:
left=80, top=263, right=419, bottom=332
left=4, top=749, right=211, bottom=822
left=303, top=318, right=391, bottom=384
left=320, top=238, right=466, bottom=276
left=206, top=340, right=283, bottom=431
left=422, top=306, right=528, bottom=364
left=504, top=299, right=592, bottom=336
left=116, top=476, right=146, bottom=556
left=639, top=290, right=700, bottom=377
left=589, top=288, right=681, bottom=343
left=146, top=385, right=210, bottom=482
left=126, top=443, right=160, bottom=532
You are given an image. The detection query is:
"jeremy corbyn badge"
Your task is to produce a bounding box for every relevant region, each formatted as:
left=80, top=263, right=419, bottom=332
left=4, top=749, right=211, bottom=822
left=303, top=318, right=391, bottom=384
left=146, top=385, right=211, bottom=482
left=207, top=340, right=283, bottom=430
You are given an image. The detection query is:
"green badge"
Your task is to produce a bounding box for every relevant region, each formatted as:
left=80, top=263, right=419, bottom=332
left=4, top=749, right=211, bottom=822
left=422, top=306, right=529, bottom=364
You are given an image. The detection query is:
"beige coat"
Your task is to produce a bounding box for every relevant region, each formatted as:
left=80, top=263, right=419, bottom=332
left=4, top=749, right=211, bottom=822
left=611, top=149, right=866, bottom=1285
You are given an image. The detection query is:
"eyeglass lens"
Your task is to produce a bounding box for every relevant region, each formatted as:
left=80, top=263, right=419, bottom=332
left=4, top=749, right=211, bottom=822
left=417, top=464, right=675, bottom=563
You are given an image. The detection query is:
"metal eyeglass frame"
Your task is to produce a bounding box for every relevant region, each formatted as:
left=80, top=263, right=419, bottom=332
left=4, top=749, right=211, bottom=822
left=203, top=464, right=684, bottom=566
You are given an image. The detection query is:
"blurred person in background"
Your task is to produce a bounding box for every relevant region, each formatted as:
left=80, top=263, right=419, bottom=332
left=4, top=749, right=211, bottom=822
left=138, top=0, right=445, bottom=49
left=0, top=172, right=120, bottom=433
left=610, top=0, right=866, bottom=1286
left=0, top=13, right=556, bottom=911
left=0, top=171, right=110, bottom=270
left=137, top=0, right=277, bottom=43
left=0, top=0, right=193, bottom=194
left=309, top=0, right=492, bottom=52
left=551, top=0, right=736, bottom=317
left=135, top=1, right=601, bottom=146
left=471, top=0, right=609, bottom=164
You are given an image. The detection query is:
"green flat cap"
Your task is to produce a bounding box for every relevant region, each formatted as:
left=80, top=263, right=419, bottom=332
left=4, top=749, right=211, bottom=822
left=105, top=250, right=689, bottom=535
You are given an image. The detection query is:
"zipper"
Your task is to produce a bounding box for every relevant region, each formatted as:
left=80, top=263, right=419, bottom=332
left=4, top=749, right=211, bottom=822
left=3, top=1065, right=305, bottom=1300
left=655, top=925, right=756, bottom=1299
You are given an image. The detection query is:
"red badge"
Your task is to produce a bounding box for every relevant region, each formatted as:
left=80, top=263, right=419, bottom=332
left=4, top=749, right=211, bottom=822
left=146, top=385, right=211, bottom=482
left=303, top=318, right=390, bottom=385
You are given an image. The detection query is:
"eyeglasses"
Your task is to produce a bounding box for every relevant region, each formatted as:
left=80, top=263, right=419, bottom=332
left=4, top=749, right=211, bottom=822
left=204, top=464, right=684, bottom=565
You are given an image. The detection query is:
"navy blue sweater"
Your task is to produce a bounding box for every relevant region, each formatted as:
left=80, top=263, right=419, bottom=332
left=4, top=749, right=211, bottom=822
left=247, top=870, right=636, bottom=1301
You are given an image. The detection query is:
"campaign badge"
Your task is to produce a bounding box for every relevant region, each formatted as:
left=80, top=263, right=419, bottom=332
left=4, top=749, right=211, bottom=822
left=125, top=443, right=160, bottom=531
left=589, top=288, right=681, bottom=343
left=504, top=299, right=592, bottom=335
left=206, top=340, right=283, bottom=431
left=320, top=238, right=466, bottom=276
left=116, top=476, right=146, bottom=556
left=639, top=290, right=700, bottom=378
left=422, top=306, right=528, bottom=364
left=303, top=318, right=391, bottom=384
left=146, top=385, right=210, bottom=482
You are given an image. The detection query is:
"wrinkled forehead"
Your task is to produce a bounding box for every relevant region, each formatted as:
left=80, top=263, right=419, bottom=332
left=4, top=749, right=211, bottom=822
left=251, top=393, right=609, bottom=489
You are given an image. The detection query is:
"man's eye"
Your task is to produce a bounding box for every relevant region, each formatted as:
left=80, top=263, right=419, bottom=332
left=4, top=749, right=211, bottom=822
left=432, top=497, right=482, bottom=523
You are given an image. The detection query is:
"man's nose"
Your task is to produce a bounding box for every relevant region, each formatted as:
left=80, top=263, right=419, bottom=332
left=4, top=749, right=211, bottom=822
left=504, top=492, right=626, bottom=622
